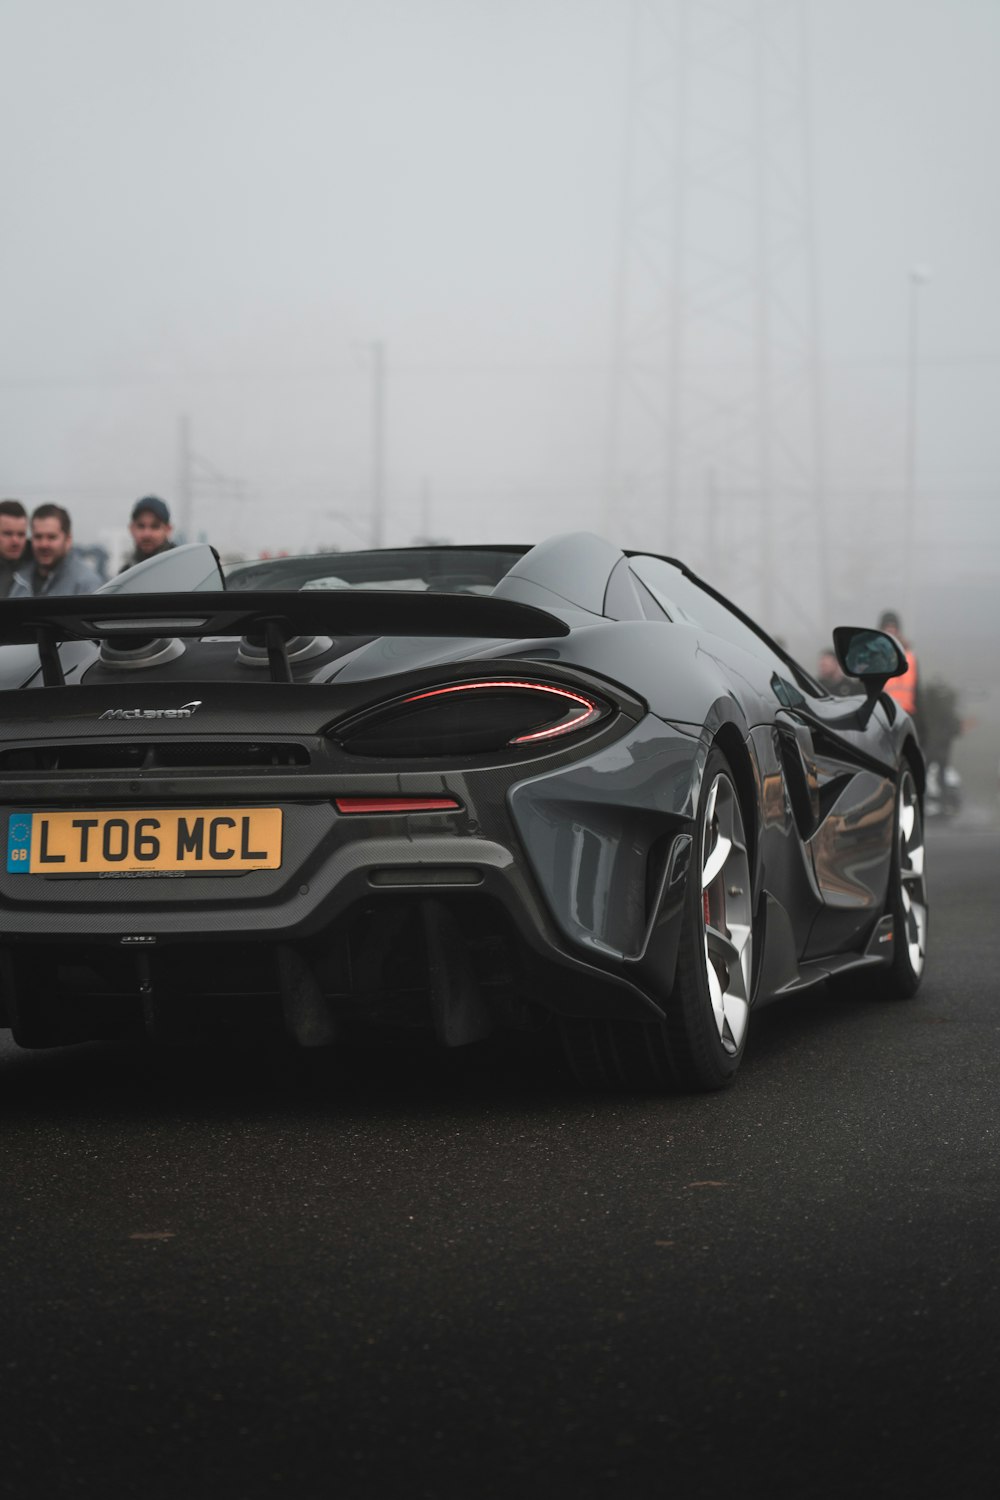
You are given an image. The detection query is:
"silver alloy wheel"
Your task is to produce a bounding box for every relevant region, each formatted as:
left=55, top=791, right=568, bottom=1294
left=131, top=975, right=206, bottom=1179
left=700, top=772, right=753, bottom=1055
left=898, top=768, right=928, bottom=976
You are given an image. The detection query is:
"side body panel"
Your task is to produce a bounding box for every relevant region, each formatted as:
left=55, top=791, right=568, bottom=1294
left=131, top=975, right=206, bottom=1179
left=507, top=715, right=703, bottom=964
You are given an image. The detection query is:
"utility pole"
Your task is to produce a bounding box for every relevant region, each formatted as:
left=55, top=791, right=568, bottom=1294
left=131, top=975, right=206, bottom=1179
left=903, top=265, right=930, bottom=630
left=176, top=413, right=193, bottom=544
left=705, top=465, right=719, bottom=563
left=370, top=340, right=386, bottom=549
left=175, top=417, right=248, bottom=551
left=419, top=476, right=432, bottom=544
left=753, top=0, right=775, bottom=619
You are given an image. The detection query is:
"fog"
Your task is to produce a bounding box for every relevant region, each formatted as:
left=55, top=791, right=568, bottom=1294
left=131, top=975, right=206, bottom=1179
left=2, top=0, right=999, bottom=777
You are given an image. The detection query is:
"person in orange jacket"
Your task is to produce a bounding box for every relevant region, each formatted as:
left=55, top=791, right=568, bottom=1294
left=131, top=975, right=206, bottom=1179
left=878, top=609, right=922, bottom=731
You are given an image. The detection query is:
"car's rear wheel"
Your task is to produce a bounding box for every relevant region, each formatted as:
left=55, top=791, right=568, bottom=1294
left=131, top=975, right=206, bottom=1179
left=559, top=745, right=754, bottom=1092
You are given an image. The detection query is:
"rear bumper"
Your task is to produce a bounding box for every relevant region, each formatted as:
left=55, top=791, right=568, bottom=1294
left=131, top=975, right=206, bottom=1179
left=0, top=716, right=703, bottom=1030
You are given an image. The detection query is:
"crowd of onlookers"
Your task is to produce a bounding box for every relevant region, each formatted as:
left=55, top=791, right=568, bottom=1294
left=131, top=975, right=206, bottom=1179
left=0, top=496, right=175, bottom=599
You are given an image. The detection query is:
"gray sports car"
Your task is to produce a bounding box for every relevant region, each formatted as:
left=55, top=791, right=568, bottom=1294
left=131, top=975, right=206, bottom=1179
left=0, top=532, right=927, bottom=1091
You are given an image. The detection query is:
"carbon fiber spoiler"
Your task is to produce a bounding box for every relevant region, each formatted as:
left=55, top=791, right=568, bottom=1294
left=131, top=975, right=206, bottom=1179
left=0, top=589, right=570, bottom=686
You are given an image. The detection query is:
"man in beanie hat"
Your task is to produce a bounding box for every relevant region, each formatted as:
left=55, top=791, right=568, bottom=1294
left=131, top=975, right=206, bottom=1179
left=119, top=496, right=176, bottom=572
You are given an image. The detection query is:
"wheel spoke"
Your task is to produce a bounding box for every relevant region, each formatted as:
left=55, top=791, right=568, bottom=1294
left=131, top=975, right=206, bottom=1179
left=702, top=834, right=731, bottom=889
left=706, top=923, right=744, bottom=978
left=708, top=962, right=726, bottom=1024
left=722, top=994, right=749, bottom=1049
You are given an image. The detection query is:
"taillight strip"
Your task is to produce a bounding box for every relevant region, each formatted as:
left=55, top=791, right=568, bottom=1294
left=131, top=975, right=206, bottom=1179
left=401, top=679, right=602, bottom=745
left=335, top=796, right=461, bottom=814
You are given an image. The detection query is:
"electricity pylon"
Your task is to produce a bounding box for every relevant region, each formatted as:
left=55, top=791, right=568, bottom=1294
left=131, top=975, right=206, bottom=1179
left=605, top=0, right=829, bottom=646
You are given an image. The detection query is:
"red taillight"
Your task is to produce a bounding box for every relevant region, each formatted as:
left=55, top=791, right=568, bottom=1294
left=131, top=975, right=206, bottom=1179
left=400, top=680, right=602, bottom=745
left=334, top=796, right=461, bottom=814
left=335, top=677, right=612, bottom=757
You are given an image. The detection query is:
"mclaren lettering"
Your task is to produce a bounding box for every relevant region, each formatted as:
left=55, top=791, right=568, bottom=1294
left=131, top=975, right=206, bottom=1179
left=99, top=701, right=202, bottom=721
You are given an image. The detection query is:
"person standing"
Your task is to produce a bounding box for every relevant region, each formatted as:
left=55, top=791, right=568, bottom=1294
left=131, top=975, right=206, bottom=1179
left=9, top=505, right=102, bottom=597
left=118, top=496, right=175, bottom=572
left=920, top=676, right=963, bottom=803
left=0, top=499, right=30, bottom=598
left=878, top=609, right=921, bottom=732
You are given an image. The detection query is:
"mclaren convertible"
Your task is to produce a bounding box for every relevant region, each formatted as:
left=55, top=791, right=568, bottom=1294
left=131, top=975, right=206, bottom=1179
left=0, top=532, right=928, bottom=1092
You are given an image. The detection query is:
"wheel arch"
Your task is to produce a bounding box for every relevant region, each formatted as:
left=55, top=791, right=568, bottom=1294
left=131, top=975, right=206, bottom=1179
left=902, top=733, right=926, bottom=795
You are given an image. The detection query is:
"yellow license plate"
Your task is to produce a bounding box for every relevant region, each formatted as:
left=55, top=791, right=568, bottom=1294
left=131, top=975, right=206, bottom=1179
left=6, top=808, right=282, bottom=875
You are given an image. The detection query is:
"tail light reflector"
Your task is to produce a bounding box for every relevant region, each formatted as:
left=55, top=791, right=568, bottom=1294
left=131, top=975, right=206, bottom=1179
left=335, top=796, right=461, bottom=814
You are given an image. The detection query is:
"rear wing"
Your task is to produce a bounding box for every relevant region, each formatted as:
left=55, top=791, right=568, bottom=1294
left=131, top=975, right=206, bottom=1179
left=0, top=590, right=570, bottom=686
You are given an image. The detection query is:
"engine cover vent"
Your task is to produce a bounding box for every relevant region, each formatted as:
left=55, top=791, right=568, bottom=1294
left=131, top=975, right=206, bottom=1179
left=237, top=634, right=334, bottom=668
left=99, top=636, right=186, bottom=670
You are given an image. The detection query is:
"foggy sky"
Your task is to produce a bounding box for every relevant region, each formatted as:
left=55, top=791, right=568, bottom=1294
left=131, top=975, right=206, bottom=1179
left=2, top=0, right=999, bottom=662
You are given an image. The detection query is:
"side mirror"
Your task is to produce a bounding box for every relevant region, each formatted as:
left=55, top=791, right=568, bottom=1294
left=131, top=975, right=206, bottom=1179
left=832, top=626, right=908, bottom=726
left=833, top=626, right=907, bottom=682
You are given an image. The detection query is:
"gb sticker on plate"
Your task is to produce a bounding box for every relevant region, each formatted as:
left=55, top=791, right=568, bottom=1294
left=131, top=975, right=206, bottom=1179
left=7, top=813, right=33, bottom=872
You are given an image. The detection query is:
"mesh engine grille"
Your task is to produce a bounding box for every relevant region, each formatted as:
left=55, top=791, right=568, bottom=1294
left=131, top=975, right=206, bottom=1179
left=0, top=741, right=311, bottom=773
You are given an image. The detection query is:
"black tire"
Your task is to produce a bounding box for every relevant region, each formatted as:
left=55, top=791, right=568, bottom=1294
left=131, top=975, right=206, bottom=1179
left=559, top=745, right=755, bottom=1093
left=885, top=762, right=928, bottom=998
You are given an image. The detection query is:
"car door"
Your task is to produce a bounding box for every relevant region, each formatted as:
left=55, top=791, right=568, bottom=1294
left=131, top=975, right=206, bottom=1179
left=775, top=681, right=898, bottom=958
left=628, top=555, right=898, bottom=960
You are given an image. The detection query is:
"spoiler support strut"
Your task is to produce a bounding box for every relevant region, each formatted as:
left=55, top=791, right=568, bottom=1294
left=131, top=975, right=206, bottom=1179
left=265, top=621, right=292, bottom=683
left=35, top=627, right=66, bottom=688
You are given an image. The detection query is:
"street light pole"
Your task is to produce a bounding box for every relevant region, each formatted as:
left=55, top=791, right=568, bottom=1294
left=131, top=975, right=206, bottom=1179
left=176, top=413, right=193, bottom=544
left=903, top=265, right=930, bottom=628
left=370, top=340, right=386, bottom=549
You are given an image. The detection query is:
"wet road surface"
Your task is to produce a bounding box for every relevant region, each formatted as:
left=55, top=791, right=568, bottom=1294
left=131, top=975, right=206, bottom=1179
left=1, top=817, right=998, bottom=1499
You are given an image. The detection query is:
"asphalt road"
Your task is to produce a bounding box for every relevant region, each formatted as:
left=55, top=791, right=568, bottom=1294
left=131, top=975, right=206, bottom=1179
left=2, top=814, right=999, bottom=1500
